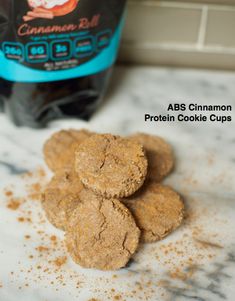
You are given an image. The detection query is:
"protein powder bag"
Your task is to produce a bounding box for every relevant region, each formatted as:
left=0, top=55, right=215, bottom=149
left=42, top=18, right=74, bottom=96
left=0, top=0, right=126, bottom=127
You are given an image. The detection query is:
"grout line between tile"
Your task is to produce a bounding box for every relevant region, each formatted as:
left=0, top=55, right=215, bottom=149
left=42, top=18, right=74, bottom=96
left=121, top=40, right=235, bottom=54
left=128, top=1, right=203, bottom=9
left=128, top=1, right=235, bottom=11
left=207, top=4, right=235, bottom=11
left=197, top=5, right=208, bottom=49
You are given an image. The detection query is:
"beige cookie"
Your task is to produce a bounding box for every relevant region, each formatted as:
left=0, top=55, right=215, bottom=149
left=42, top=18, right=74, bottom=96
left=130, top=133, right=174, bottom=182
left=41, top=169, right=83, bottom=230
left=43, top=129, right=93, bottom=172
left=65, top=189, right=140, bottom=270
left=123, top=182, right=184, bottom=243
left=75, top=134, right=148, bottom=198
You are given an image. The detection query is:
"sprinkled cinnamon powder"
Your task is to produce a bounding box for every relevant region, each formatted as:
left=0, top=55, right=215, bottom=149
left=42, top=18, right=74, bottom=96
left=53, top=256, right=67, bottom=267
left=21, top=167, right=46, bottom=180
left=22, top=167, right=48, bottom=201
left=38, top=168, right=46, bottom=178
left=5, top=190, right=13, bottom=197
left=17, top=217, right=32, bottom=223
left=35, top=246, right=49, bottom=252
left=50, top=235, right=57, bottom=242
left=168, top=268, right=188, bottom=281
left=7, top=199, right=21, bottom=210
left=27, top=182, right=43, bottom=201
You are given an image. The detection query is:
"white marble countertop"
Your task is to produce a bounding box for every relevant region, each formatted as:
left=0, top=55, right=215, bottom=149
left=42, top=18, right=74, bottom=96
left=0, top=66, right=235, bottom=301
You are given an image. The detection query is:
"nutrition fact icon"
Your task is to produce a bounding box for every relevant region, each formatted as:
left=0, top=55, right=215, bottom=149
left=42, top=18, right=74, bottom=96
left=2, top=42, right=24, bottom=61
left=51, top=39, right=72, bottom=60
left=26, top=42, right=48, bottom=63
left=74, top=37, right=94, bottom=58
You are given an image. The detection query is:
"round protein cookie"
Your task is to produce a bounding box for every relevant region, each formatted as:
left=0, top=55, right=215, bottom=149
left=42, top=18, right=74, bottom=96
left=129, top=133, right=174, bottom=182
left=41, top=169, right=83, bottom=230
left=75, top=134, right=148, bottom=198
left=65, top=189, right=140, bottom=270
left=123, top=182, right=184, bottom=243
left=43, top=129, right=93, bottom=172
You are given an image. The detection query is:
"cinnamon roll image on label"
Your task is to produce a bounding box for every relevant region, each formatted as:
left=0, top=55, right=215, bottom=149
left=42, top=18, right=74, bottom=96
left=25, top=0, right=78, bottom=20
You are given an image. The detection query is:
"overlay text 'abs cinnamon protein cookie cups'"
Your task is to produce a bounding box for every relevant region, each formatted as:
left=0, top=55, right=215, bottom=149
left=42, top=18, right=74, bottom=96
left=43, top=129, right=93, bottom=172
left=41, top=169, right=83, bottom=230
left=129, top=133, right=174, bottom=182
left=74, top=134, right=148, bottom=198
left=65, top=189, right=140, bottom=271
left=123, top=181, right=184, bottom=243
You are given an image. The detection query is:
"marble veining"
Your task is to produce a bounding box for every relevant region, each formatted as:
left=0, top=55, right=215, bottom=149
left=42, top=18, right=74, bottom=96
left=162, top=250, right=235, bottom=301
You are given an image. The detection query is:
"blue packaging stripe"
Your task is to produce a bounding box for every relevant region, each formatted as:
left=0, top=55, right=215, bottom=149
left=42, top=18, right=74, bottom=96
left=0, top=16, right=125, bottom=83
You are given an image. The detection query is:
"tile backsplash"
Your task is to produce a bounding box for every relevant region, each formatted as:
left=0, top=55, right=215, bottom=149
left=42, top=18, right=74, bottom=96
left=119, top=0, right=235, bottom=69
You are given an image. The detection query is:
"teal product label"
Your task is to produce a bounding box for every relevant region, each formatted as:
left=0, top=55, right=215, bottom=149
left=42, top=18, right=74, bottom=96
left=0, top=0, right=126, bottom=83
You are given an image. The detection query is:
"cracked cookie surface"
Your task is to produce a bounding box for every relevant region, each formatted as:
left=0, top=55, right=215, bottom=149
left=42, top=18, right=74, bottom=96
left=41, top=169, right=83, bottom=230
left=43, top=129, right=93, bottom=172
left=75, top=134, right=148, bottom=198
left=123, top=182, right=184, bottom=243
left=65, top=189, right=140, bottom=270
left=129, top=133, right=174, bottom=182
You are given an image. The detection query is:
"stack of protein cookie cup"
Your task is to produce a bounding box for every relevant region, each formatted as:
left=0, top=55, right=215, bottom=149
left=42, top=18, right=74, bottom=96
left=42, top=130, right=185, bottom=271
